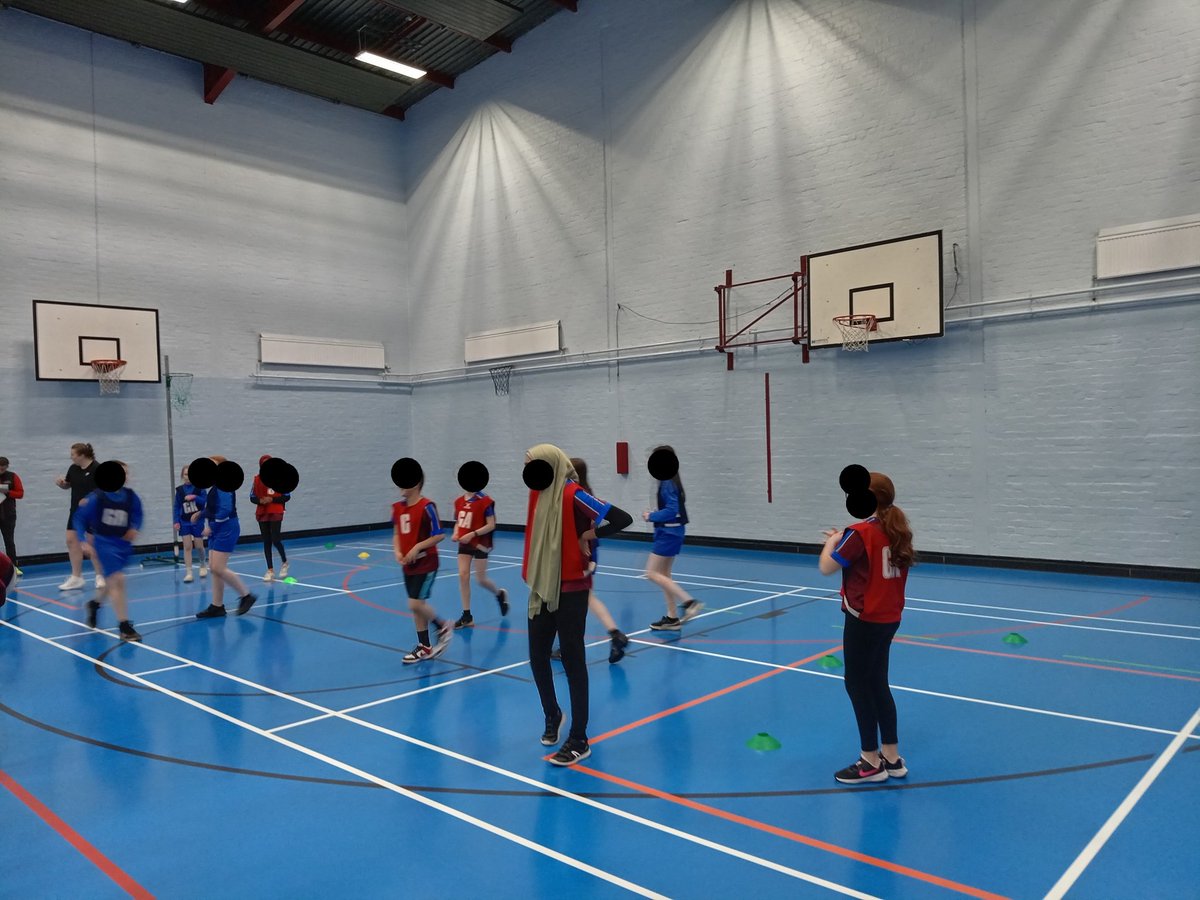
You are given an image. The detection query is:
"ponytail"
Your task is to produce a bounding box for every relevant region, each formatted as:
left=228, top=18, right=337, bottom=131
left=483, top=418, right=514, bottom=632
left=869, top=472, right=915, bottom=569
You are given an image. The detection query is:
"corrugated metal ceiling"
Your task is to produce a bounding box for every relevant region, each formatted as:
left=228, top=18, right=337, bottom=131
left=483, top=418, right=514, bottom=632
left=4, top=0, right=576, bottom=120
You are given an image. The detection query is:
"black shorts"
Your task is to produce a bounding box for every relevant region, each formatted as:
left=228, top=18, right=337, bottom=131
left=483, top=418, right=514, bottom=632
left=457, top=544, right=490, bottom=560
left=404, top=570, right=437, bottom=600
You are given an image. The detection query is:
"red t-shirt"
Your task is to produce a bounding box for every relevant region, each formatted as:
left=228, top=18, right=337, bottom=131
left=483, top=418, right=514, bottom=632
left=830, top=519, right=908, bottom=623
left=452, top=493, right=495, bottom=550
left=392, top=497, right=442, bottom=575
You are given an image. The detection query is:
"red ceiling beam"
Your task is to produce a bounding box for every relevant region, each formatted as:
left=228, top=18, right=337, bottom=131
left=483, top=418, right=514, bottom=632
left=259, top=0, right=305, bottom=33
left=383, top=105, right=406, bottom=120
left=203, top=62, right=237, bottom=104
left=549, top=0, right=578, bottom=10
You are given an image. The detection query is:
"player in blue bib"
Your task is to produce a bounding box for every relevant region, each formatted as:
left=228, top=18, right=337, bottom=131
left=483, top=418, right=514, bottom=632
left=174, top=464, right=208, bottom=583
left=74, top=461, right=144, bottom=642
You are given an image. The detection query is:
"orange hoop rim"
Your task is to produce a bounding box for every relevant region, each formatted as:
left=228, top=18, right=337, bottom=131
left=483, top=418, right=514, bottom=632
left=89, top=358, right=127, bottom=372
left=832, top=314, right=878, bottom=332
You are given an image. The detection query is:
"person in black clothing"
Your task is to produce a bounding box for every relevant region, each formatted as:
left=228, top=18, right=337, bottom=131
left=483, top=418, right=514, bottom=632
left=0, top=457, right=24, bottom=573
left=55, top=443, right=102, bottom=591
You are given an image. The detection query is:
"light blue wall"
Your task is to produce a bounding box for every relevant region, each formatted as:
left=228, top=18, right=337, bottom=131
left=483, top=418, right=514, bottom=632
left=0, top=11, right=411, bottom=557
left=2, top=2, right=1197, bottom=568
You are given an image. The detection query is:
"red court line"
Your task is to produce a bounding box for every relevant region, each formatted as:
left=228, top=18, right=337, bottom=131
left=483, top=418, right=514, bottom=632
left=569, top=764, right=1008, bottom=900
left=14, top=587, right=79, bottom=610
left=918, top=595, right=1149, bottom=639
left=895, top=638, right=1200, bottom=683
left=0, top=768, right=154, bottom=899
left=589, top=646, right=843, bottom=746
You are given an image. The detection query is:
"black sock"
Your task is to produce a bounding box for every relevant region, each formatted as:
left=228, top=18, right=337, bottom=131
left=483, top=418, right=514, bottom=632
left=418, top=629, right=430, bottom=646
left=609, top=629, right=620, bottom=637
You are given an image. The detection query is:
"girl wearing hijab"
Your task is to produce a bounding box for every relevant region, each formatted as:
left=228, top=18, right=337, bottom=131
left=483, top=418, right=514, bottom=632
left=522, top=444, right=632, bottom=765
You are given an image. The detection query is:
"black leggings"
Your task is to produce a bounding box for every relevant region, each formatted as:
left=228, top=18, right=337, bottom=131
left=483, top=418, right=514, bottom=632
left=259, top=520, right=287, bottom=568
left=842, top=613, right=901, bottom=752
left=528, top=589, right=589, bottom=742
left=0, top=513, right=15, bottom=566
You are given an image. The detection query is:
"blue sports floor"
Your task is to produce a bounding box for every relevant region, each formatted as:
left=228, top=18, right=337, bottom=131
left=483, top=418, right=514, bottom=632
left=1, top=531, right=1197, bottom=899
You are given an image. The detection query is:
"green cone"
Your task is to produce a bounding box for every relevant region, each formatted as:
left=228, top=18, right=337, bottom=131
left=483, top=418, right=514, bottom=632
left=324, top=541, right=336, bottom=549
left=746, top=732, right=782, bottom=751
left=818, top=654, right=844, bottom=669
left=1002, top=633, right=1028, bottom=645
left=283, top=577, right=298, bottom=584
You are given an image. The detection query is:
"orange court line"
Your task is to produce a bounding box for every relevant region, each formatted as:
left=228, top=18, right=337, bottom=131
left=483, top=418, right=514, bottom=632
left=570, top=764, right=1008, bottom=900
left=589, top=645, right=843, bottom=746
left=895, top=638, right=1200, bottom=683
left=14, top=586, right=79, bottom=610
left=0, top=768, right=154, bottom=899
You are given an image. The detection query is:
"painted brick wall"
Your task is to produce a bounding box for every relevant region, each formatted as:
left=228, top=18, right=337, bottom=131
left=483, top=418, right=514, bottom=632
left=403, top=0, right=1200, bottom=568
left=0, top=12, right=411, bottom=557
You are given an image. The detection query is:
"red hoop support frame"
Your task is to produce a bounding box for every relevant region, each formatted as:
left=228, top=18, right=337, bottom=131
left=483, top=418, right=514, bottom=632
left=714, top=257, right=810, bottom=369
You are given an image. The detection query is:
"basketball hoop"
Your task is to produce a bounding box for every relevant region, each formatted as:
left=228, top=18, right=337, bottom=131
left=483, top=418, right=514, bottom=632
left=167, top=372, right=193, bottom=412
left=90, top=359, right=127, bottom=394
left=489, top=365, right=513, bottom=396
left=832, top=315, right=877, bottom=352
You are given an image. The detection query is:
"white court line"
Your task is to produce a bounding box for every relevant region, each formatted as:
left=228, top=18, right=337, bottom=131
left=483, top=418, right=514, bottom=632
left=268, top=587, right=811, bottom=734
left=3, top=600, right=879, bottom=899
left=0, top=616, right=667, bottom=899
left=1044, top=702, right=1200, bottom=899
left=631, top=640, right=1200, bottom=741
left=482, top=552, right=1200, bottom=634
left=133, top=663, right=192, bottom=677
left=47, top=579, right=410, bottom=640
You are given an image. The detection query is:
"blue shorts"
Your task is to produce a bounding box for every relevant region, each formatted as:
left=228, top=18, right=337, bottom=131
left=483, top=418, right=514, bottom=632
left=93, top=535, right=133, bottom=576
left=178, top=521, right=205, bottom=539
left=651, top=527, right=685, bottom=558
left=207, top=520, right=240, bottom=554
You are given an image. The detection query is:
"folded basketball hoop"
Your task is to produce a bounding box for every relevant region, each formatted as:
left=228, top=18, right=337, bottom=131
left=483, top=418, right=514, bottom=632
left=832, top=315, right=877, bottom=352
left=90, top=358, right=127, bottom=394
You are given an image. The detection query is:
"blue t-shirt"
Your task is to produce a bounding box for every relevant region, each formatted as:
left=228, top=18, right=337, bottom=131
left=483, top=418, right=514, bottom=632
left=74, top=489, right=144, bottom=541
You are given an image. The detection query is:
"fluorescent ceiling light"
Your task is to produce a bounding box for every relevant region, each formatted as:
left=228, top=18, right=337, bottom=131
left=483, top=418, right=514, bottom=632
left=355, top=52, right=425, bottom=80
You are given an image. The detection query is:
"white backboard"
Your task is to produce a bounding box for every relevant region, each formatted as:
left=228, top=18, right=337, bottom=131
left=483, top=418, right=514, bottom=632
left=808, top=231, right=943, bottom=348
left=33, top=300, right=161, bottom=382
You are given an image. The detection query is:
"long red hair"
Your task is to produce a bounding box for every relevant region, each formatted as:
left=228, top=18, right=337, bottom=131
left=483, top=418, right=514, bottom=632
left=870, top=472, right=915, bottom=569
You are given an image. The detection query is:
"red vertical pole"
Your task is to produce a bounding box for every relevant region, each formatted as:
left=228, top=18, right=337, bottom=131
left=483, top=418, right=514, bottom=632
left=792, top=272, right=800, bottom=344
left=765, top=372, right=772, bottom=503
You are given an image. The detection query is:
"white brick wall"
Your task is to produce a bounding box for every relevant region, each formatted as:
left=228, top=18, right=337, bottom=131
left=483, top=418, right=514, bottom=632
left=2, top=2, right=1197, bottom=568
left=404, top=0, right=1200, bottom=568
left=0, top=12, right=411, bottom=556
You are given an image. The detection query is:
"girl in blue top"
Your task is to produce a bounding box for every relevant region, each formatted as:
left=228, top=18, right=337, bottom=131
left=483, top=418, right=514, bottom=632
left=75, top=462, right=143, bottom=642
left=644, top=446, right=703, bottom=631
left=194, top=456, right=257, bottom=619
left=173, top=464, right=208, bottom=583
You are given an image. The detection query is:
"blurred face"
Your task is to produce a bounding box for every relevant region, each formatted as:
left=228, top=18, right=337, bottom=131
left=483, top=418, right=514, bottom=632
left=181, top=466, right=189, bottom=482
left=0, top=463, right=7, bottom=475
left=70, top=448, right=84, bottom=466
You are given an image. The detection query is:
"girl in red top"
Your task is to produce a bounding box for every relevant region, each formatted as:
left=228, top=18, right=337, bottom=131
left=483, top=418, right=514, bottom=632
left=0, top=457, right=25, bottom=573
left=819, top=469, right=915, bottom=785
left=451, top=461, right=508, bottom=629
left=391, top=458, right=452, bottom=664
left=251, top=455, right=290, bottom=582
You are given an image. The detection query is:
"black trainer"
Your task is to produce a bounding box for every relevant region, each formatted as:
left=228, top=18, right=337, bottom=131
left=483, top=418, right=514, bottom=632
left=454, top=611, right=474, bottom=629
left=496, top=589, right=509, bottom=617
left=649, top=615, right=680, bottom=631
left=882, top=756, right=908, bottom=778
left=608, top=630, right=629, bottom=664
left=540, top=710, right=564, bottom=746
left=85, top=599, right=101, bottom=629
left=196, top=603, right=227, bottom=619
left=548, top=738, right=591, bottom=767
left=235, top=593, right=257, bottom=616
left=118, top=621, right=142, bottom=643
left=834, top=757, right=888, bottom=785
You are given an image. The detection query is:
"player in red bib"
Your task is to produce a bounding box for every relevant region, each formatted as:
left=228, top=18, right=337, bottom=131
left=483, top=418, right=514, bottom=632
left=391, top=458, right=452, bottom=663
left=451, top=461, right=508, bottom=629
left=819, top=468, right=915, bottom=785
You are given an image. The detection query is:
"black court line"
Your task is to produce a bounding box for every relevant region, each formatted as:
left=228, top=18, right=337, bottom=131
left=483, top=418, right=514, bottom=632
left=4, top=699, right=1196, bottom=799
